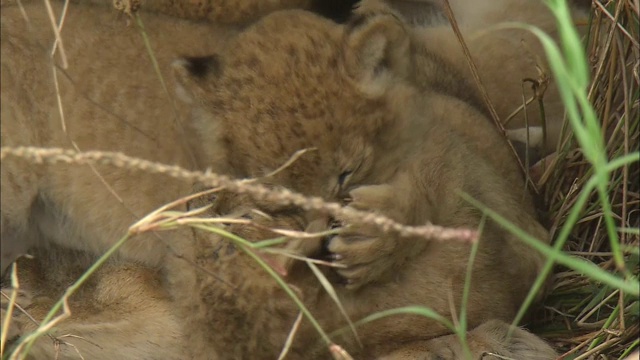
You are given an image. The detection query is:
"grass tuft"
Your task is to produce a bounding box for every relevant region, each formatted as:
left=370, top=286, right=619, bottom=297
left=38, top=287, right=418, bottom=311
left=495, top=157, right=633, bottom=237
left=528, top=1, right=639, bottom=358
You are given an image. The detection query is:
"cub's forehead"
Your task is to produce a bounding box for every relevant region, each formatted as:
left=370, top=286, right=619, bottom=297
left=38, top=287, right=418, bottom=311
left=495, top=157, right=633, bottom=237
left=204, top=9, right=375, bottom=133
left=220, top=10, right=343, bottom=79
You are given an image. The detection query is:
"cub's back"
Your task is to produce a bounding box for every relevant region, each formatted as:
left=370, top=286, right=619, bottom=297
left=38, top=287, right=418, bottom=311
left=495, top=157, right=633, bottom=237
left=1, top=3, right=236, bottom=165
left=0, top=3, right=236, bottom=269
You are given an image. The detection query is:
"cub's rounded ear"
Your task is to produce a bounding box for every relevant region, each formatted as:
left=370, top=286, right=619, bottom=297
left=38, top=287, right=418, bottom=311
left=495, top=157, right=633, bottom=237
left=342, top=0, right=410, bottom=97
left=172, top=55, right=220, bottom=104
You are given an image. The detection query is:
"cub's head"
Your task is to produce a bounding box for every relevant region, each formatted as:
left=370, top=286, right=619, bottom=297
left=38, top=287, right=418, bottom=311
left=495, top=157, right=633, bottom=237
left=175, top=1, right=421, bottom=200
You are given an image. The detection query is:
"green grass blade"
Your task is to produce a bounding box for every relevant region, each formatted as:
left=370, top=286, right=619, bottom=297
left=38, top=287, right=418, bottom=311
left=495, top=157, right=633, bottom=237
left=460, top=193, right=638, bottom=296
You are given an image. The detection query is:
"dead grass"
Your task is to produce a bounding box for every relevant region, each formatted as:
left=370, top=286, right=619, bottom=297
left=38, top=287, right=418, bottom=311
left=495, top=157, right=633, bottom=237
left=530, top=1, right=639, bottom=358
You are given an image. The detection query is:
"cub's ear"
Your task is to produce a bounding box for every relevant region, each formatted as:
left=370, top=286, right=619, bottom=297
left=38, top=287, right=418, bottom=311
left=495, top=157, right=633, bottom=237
left=342, top=0, right=410, bottom=97
left=172, top=55, right=220, bottom=104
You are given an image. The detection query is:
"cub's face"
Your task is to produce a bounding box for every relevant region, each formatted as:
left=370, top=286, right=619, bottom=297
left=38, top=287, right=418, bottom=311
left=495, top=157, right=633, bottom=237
left=175, top=8, right=419, bottom=201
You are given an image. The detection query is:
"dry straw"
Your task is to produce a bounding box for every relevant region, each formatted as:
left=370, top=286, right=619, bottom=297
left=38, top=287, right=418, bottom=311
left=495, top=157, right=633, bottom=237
left=531, top=1, right=639, bottom=358
left=0, top=146, right=477, bottom=243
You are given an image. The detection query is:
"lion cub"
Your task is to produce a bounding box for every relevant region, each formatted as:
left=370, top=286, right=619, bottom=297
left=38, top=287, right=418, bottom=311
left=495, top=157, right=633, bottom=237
left=172, top=0, right=549, bottom=288
left=2, top=1, right=554, bottom=359
left=4, top=198, right=556, bottom=359
left=101, top=0, right=586, bottom=156
left=162, top=1, right=553, bottom=358
left=2, top=245, right=185, bottom=360
left=0, top=1, right=237, bottom=273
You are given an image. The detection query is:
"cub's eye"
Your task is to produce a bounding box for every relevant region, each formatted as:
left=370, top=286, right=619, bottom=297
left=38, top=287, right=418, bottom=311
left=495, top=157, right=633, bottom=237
left=338, top=170, right=353, bottom=187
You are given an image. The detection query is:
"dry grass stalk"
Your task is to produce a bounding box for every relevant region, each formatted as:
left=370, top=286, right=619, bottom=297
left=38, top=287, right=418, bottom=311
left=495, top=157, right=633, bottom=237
left=0, top=146, right=478, bottom=243
left=532, top=1, right=639, bottom=357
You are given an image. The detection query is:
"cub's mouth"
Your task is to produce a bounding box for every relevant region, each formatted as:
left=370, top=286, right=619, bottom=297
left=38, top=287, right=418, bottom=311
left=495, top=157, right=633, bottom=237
left=320, top=192, right=352, bottom=255
left=318, top=193, right=354, bottom=285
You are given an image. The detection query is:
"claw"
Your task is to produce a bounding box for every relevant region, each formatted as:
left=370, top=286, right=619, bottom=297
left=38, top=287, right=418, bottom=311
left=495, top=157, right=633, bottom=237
left=337, top=276, right=353, bottom=287
left=330, top=219, right=343, bottom=229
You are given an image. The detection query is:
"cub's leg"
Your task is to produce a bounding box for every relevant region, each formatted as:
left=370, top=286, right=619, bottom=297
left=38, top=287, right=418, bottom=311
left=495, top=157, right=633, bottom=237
left=2, top=250, right=186, bottom=360
left=379, top=320, right=557, bottom=360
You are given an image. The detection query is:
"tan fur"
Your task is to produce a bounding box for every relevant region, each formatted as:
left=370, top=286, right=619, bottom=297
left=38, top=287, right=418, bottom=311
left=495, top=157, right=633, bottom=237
left=164, top=2, right=554, bottom=358
left=3, top=247, right=185, bottom=359
left=73, top=0, right=312, bottom=24
left=3, top=197, right=556, bottom=359
left=171, top=0, right=549, bottom=287
left=94, top=0, right=587, bottom=155
left=1, top=1, right=237, bottom=272
left=169, top=190, right=556, bottom=359
left=4, top=215, right=555, bottom=359
left=77, top=0, right=440, bottom=26
left=416, top=0, right=590, bottom=155
left=380, top=319, right=559, bottom=359
left=2, top=1, right=557, bottom=359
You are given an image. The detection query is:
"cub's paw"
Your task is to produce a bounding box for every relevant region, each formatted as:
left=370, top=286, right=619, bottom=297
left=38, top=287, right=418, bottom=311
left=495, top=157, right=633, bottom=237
left=379, top=320, right=557, bottom=360
left=326, top=184, right=406, bottom=290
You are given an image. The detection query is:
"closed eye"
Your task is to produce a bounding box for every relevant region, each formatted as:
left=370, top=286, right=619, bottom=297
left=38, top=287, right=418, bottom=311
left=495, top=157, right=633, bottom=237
left=338, top=170, right=353, bottom=188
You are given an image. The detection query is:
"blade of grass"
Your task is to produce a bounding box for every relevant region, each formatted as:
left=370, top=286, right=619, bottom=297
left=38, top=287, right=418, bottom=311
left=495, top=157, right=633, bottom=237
left=188, top=223, right=334, bottom=346
left=354, top=306, right=455, bottom=330
left=456, top=216, right=484, bottom=360
left=460, top=193, right=638, bottom=296
left=14, top=232, right=133, bottom=357
left=307, top=262, right=361, bottom=348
